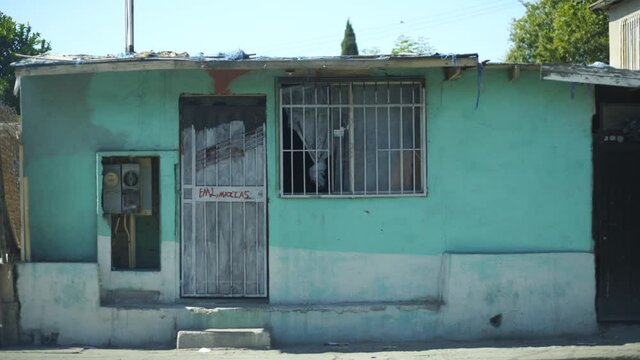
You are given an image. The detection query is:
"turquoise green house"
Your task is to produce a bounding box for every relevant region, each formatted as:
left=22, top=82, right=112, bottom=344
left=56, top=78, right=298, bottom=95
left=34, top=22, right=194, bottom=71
left=11, top=54, right=607, bottom=346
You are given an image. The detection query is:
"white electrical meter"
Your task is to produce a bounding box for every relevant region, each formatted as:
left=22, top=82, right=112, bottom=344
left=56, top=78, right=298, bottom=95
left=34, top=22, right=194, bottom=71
left=121, top=163, right=141, bottom=213
left=102, top=164, right=122, bottom=214
left=102, top=162, right=142, bottom=214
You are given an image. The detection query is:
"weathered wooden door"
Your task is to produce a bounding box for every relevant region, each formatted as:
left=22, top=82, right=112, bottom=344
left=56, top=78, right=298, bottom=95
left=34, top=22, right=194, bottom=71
left=595, top=103, right=640, bottom=321
left=180, top=96, right=267, bottom=297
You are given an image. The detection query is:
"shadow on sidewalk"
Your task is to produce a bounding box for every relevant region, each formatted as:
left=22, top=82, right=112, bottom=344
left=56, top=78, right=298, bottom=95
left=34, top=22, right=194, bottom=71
left=279, top=324, right=640, bottom=354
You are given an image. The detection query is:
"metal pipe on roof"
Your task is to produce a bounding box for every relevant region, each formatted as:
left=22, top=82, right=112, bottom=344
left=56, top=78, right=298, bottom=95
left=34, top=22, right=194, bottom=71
left=125, top=0, right=134, bottom=54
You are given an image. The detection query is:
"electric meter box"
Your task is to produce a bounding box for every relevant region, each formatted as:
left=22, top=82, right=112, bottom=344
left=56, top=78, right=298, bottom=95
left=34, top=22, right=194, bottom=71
left=102, top=164, right=122, bottom=214
left=102, top=162, right=145, bottom=214
left=121, top=163, right=141, bottom=213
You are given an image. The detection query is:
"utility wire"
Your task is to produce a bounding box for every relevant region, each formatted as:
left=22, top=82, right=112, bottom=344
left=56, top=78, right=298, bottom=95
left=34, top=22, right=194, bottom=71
left=252, top=0, right=521, bottom=55
left=259, top=0, right=516, bottom=52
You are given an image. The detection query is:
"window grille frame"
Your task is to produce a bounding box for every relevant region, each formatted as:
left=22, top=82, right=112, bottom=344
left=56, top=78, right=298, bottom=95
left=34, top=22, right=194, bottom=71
left=278, top=77, right=427, bottom=198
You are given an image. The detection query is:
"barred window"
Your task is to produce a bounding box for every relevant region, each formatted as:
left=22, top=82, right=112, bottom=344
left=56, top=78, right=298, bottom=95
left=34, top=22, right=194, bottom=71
left=280, top=80, right=425, bottom=197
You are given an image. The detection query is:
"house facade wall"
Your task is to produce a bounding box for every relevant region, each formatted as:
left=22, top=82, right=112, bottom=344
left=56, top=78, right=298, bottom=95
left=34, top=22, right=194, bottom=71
left=607, top=0, right=640, bottom=68
left=16, top=66, right=596, bottom=345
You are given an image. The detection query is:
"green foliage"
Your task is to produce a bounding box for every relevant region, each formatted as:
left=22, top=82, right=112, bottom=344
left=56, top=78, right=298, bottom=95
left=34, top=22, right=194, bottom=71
left=361, top=47, right=381, bottom=55
left=506, top=0, right=608, bottom=64
left=0, top=12, right=50, bottom=111
left=341, top=20, right=359, bottom=56
left=391, top=35, right=435, bottom=55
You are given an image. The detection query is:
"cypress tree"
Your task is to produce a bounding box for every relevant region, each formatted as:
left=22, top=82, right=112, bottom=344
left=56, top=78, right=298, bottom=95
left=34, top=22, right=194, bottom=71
left=341, top=20, right=359, bottom=56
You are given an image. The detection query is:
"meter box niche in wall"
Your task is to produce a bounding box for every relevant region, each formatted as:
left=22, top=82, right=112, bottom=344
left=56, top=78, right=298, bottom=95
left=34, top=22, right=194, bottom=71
left=102, top=161, right=146, bottom=214
left=101, top=156, right=160, bottom=270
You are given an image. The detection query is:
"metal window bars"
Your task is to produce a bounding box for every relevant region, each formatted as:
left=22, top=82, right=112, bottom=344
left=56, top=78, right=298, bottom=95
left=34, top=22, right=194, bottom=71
left=280, top=80, right=425, bottom=197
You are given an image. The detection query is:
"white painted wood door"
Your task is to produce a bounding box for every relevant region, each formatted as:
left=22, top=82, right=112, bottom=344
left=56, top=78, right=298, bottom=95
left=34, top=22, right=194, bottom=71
left=180, top=97, right=267, bottom=297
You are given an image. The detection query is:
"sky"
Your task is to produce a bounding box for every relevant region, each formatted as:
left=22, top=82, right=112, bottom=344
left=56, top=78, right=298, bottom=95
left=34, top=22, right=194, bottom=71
left=2, top=0, right=526, bottom=62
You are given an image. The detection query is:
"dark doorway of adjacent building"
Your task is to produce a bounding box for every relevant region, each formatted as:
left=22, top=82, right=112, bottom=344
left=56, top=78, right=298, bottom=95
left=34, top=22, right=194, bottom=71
left=594, top=85, right=640, bottom=322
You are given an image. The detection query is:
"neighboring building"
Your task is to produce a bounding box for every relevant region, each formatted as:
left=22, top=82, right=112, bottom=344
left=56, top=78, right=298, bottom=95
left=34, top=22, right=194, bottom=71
left=10, top=53, right=640, bottom=347
left=0, top=106, right=21, bottom=347
left=592, top=0, right=640, bottom=69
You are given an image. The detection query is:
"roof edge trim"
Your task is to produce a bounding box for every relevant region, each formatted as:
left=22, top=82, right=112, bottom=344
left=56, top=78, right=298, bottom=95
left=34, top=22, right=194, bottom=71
left=541, top=64, right=640, bottom=88
left=14, top=56, right=479, bottom=77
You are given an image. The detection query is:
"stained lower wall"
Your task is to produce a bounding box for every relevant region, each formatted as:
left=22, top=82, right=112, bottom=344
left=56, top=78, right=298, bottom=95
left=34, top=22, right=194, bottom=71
left=16, top=252, right=596, bottom=346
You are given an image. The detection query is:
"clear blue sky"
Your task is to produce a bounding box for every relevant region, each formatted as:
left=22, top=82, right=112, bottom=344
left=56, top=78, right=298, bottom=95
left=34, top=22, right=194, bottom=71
left=3, top=0, right=526, bottom=62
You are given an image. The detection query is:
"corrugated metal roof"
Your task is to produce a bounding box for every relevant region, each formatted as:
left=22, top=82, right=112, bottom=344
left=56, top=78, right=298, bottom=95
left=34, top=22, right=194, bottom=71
left=14, top=50, right=640, bottom=88
left=541, top=64, right=640, bottom=87
left=590, top=0, right=625, bottom=10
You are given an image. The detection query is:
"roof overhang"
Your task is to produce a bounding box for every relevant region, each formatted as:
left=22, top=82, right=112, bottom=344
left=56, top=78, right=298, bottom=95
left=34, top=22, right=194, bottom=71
left=590, top=0, right=624, bottom=10
left=13, top=54, right=479, bottom=77
left=541, top=64, right=640, bottom=88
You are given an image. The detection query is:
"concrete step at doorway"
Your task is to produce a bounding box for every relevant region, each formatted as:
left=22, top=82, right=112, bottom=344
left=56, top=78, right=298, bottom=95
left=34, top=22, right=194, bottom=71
left=176, top=328, right=271, bottom=349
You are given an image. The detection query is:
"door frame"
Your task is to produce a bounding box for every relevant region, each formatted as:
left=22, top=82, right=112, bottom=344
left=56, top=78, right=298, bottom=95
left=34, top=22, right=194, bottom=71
left=178, top=94, right=269, bottom=298
left=593, top=93, right=640, bottom=321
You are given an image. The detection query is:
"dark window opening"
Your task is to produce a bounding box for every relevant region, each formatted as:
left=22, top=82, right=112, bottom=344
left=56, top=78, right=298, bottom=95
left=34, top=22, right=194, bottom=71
left=280, top=80, right=425, bottom=197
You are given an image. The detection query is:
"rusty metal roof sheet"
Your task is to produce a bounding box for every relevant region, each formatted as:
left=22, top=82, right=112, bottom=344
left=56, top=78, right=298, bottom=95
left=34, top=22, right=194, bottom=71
left=12, top=52, right=480, bottom=76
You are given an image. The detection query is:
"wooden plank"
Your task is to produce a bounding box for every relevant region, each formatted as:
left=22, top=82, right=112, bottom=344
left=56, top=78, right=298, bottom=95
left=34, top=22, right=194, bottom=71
left=257, top=141, right=265, bottom=187
left=231, top=202, right=245, bottom=295
left=443, top=67, right=463, bottom=81
left=195, top=202, right=207, bottom=294
left=216, top=123, right=231, bottom=186
left=257, top=124, right=266, bottom=296
left=195, top=129, right=205, bottom=186
left=230, top=121, right=245, bottom=187
left=19, top=146, right=24, bottom=260
left=182, top=127, right=193, bottom=186
left=245, top=136, right=257, bottom=187
left=217, top=202, right=231, bottom=295
left=181, top=203, right=194, bottom=295
left=129, top=215, right=136, bottom=269
left=244, top=202, right=258, bottom=296
left=257, top=203, right=266, bottom=296
left=205, top=127, right=216, bottom=186
left=205, top=202, right=218, bottom=294
left=541, top=64, right=640, bottom=88
left=23, top=177, right=30, bottom=262
left=510, top=65, right=520, bottom=81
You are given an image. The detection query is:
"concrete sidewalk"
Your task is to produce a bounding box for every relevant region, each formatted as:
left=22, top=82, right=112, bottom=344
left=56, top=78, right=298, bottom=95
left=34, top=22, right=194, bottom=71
left=1, top=342, right=640, bottom=360
left=2, top=325, right=640, bottom=359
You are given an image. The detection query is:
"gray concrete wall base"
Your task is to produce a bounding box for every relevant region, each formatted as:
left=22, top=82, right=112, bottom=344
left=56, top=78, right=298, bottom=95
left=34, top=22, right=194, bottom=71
left=14, top=252, right=597, bottom=347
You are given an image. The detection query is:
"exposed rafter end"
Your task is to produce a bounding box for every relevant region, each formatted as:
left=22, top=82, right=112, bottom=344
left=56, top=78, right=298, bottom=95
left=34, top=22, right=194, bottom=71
left=443, top=67, right=463, bottom=81
left=509, top=65, right=520, bottom=81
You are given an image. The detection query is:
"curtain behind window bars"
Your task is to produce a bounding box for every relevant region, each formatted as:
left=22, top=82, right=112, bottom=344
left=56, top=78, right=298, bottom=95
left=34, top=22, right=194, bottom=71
left=281, top=80, right=424, bottom=196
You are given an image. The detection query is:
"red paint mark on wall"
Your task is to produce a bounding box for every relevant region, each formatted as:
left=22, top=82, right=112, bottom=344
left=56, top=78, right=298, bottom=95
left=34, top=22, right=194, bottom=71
left=207, top=70, right=250, bottom=95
